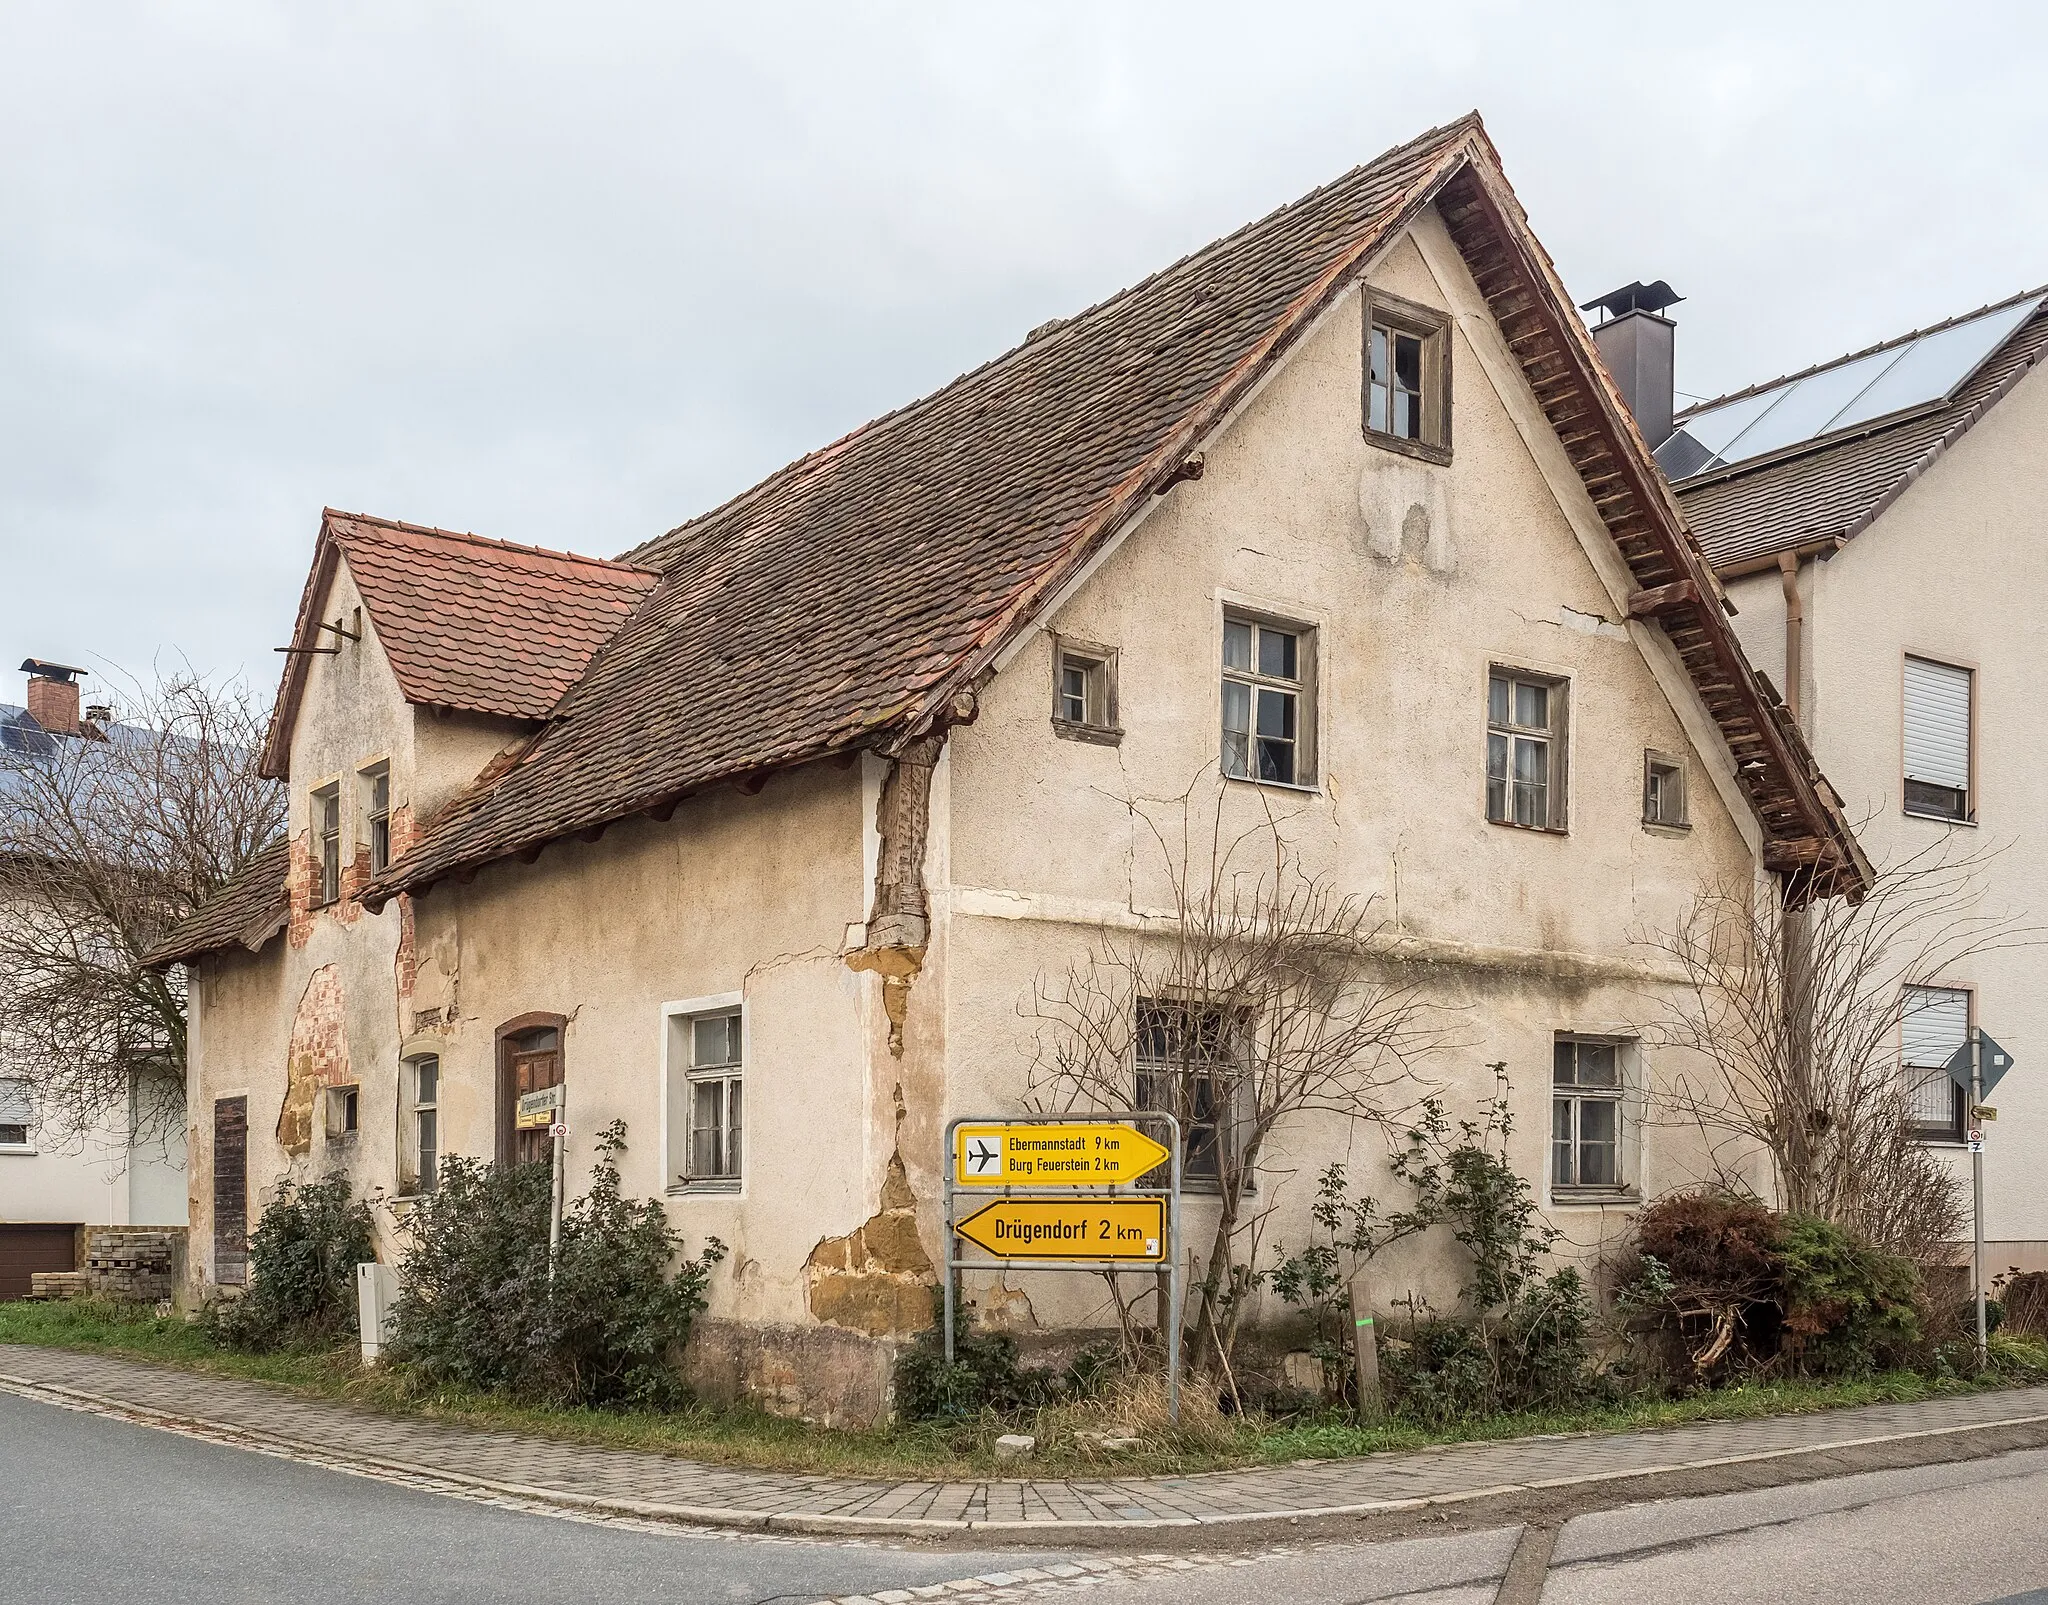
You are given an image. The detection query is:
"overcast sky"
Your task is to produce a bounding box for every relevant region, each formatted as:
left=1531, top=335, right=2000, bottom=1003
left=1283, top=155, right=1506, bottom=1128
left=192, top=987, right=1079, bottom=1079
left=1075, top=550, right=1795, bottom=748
left=4, top=1, right=2045, bottom=699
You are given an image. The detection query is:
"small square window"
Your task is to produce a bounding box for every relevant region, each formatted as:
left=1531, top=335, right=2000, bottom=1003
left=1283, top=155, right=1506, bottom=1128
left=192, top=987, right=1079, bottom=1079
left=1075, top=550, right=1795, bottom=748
left=1052, top=638, right=1121, bottom=743
left=1644, top=752, right=1688, bottom=829
left=1364, top=289, right=1452, bottom=462
left=1488, top=669, right=1568, bottom=831
left=1222, top=615, right=1316, bottom=786
left=325, top=1084, right=360, bottom=1141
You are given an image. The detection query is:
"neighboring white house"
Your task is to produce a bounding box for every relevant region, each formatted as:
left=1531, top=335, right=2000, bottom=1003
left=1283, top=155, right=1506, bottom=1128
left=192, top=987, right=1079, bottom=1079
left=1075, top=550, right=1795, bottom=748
left=1, top=662, right=187, bottom=1298
left=1591, top=281, right=2048, bottom=1273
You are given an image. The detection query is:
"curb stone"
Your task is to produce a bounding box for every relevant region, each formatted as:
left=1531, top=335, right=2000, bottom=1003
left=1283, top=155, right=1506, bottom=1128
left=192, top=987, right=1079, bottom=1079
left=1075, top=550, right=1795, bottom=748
left=4, top=1349, right=2048, bottom=1542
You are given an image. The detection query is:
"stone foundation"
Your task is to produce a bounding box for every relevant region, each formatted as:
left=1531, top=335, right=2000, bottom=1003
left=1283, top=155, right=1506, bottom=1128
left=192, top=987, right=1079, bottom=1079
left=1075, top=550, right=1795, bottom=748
left=681, top=1317, right=901, bottom=1428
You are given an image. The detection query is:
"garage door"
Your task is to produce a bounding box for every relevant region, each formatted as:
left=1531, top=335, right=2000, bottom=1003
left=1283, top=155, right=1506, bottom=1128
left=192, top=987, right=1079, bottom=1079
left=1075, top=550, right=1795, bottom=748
left=0, top=1224, right=79, bottom=1300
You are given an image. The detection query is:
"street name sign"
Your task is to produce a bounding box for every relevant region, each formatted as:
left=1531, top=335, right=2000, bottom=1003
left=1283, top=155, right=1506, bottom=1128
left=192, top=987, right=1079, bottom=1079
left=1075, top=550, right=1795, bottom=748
left=953, top=1122, right=1171, bottom=1187
left=954, top=1197, right=1166, bottom=1261
left=516, top=1086, right=564, bottom=1130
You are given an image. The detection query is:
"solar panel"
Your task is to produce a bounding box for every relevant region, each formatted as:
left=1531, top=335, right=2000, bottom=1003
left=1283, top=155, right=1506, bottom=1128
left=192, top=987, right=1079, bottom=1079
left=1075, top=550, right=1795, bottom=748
left=1659, top=295, right=2043, bottom=480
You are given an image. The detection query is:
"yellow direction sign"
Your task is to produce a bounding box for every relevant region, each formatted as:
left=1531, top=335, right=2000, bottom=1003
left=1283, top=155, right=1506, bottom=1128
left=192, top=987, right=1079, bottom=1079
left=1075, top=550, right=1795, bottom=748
left=955, top=1197, right=1166, bottom=1262
left=953, top=1122, right=1170, bottom=1187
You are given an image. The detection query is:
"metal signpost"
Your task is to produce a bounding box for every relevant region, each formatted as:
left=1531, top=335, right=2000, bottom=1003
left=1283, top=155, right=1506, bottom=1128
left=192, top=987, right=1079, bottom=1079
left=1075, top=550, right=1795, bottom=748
left=1945, top=1028, right=2016, bottom=1369
left=519, top=1087, right=568, bottom=1285
left=944, top=1112, right=1182, bottom=1421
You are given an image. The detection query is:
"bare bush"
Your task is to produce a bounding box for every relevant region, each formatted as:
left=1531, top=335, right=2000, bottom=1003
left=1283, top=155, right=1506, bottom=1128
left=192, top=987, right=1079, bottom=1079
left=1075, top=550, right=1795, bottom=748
left=1026, top=782, right=1449, bottom=1376
left=0, top=668, right=282, bottom=1147
left=1646, top=835, right=2034, bottom=1260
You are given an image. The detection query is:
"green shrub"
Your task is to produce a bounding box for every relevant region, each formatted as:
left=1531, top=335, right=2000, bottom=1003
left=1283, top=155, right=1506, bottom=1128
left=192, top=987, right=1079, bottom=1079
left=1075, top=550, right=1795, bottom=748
left=208, top=1172, right=376, bottom=1353
left=1619, top=1192, right=1926, bottom=1382
left=1776, top=1214, right=1920, bottom=1375
left=390, top=1122, right=724, bottom=1409
left=891, top=1291, right=1115, bottom=1422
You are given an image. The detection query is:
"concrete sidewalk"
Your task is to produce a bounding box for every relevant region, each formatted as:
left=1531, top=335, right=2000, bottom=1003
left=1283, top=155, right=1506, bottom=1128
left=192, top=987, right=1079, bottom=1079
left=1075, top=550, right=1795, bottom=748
left=5, top=1343, right=2046, bottom=1537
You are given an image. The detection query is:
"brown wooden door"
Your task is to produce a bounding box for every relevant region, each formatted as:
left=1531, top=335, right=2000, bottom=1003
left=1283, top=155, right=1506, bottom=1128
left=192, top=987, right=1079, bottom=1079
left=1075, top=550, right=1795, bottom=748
left=510, top=1048, right=562, bottom=1166
left=213, top=1096, right=248, bottom=1286
left=0, top=1225, right=78, bottom=1300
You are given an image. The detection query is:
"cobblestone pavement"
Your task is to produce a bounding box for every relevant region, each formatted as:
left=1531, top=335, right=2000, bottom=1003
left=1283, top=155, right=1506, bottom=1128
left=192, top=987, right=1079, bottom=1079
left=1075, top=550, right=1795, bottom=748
left=5, top=1344, right=2047, bottom=1538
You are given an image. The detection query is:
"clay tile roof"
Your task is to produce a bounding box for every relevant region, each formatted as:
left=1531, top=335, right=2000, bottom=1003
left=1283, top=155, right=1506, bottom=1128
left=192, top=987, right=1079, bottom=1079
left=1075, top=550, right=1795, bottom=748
left=1678, top=291, right=2048, bottom=573
left=260, top=512, right=659, bottom=777
left=360, top=111, right=1868, bottom=909
left=141, top=838, right=291, bottom=968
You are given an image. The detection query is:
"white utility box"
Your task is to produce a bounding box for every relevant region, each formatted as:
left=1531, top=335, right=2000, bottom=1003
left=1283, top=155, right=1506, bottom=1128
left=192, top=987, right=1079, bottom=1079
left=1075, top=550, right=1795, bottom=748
left=357, top=1261, right=400, bottom=1363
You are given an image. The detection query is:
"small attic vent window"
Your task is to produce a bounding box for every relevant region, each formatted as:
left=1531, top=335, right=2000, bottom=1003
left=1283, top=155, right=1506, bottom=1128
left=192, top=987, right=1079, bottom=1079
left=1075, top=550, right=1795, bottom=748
left=1363, top=289, right=1452, bottom=464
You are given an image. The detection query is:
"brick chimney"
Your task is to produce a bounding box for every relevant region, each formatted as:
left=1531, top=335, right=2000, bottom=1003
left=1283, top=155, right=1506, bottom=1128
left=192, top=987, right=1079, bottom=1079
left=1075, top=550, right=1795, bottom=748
left=21, top=659, right=86, bottom=737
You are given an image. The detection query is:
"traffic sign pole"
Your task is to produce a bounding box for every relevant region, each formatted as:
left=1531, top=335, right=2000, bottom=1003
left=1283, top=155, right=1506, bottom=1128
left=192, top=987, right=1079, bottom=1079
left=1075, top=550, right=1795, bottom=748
left=942, top=1111, right=1182, bottom=1422
left=1974, top=1032, right=1987, bottom=1371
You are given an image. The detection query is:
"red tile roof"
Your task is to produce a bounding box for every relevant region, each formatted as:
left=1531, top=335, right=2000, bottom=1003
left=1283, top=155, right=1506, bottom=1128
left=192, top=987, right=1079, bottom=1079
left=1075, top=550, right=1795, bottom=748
left=260, top=512, right=658, bottom=777
left=141, top=839, right=290, bottom=967
left=304, top=112, right=1855, bottom=907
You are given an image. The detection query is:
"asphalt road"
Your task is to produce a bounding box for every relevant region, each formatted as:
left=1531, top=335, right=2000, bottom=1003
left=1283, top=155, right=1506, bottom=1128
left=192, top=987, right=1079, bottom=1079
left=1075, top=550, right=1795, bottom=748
left=13, top=1386, right=2048, bottom=1605
left=0, top=1390, right=1063, bottom=1605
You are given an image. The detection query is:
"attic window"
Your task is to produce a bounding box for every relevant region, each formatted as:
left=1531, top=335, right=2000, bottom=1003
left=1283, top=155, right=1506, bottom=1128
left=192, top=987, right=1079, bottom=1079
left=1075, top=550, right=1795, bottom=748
left=1052, top=637, right=1121, bottom=745
left=1364, top=289, right=1452, bottom=464
left=360, top=762, right=392, bottom=872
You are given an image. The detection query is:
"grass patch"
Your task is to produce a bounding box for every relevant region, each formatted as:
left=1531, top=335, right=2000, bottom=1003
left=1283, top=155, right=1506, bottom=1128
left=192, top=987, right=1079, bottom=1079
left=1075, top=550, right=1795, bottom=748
left=0, top=1299, right=2028, bottom=1480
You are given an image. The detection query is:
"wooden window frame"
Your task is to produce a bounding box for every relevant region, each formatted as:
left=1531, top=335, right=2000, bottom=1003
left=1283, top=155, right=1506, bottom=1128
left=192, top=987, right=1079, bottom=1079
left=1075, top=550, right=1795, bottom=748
left=1051, top=635, right=1123, bottom=746
left=400, top=1052, right=440, bottom=1196
left=1220, top=610, right=1318, bottom=789
left=312, top=781, right=342, bottom=906
left=1362, top=287, right=1453, bottom=465
left=495, top=1012, right=567, bottom=1169
left=1551, top=1036, right=1634, bottom=1199
left=1487, top=666, right=1570, bottom=833
left=360, top=760, right=393, bottom=873
left=1643, top=750, right=1690, bottom=832
left=1133, top=996, right=1249, bottom=1195
left=663, top=993, right=745, bottom=1195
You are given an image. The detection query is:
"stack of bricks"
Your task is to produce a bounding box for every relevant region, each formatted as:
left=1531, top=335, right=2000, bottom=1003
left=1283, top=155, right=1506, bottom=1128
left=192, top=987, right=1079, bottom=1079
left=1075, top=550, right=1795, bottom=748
left=28, top=1271, right=90, bottom=1300
left=80, top=1227, right=184, bottom=1303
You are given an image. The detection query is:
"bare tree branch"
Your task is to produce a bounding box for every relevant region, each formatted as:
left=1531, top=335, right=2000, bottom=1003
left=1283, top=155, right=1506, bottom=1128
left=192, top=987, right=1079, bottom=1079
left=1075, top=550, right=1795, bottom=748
left=1024, top=777, right=1456, bottom=1374
left=1641, top=829, right=2038, bottom=1259
left=0, top=666, right=283, bottom=1149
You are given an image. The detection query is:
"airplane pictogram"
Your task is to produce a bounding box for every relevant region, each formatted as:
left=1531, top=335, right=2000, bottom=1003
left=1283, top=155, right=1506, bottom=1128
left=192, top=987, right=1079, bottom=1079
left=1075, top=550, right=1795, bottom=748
left=967, top=1138, right=1000, bottom=1174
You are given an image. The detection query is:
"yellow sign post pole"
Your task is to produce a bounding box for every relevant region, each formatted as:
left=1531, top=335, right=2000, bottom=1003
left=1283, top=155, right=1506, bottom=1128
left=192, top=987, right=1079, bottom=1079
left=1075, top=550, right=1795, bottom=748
left=943, top=1111, right=1183, bottom=1422
left=953, top=1122, right=1170, bottom=1187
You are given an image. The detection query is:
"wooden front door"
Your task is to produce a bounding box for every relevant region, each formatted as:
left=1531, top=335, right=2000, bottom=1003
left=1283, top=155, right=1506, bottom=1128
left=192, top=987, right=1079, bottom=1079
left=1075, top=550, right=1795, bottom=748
left=510, top=1043, right=562, bottom=1166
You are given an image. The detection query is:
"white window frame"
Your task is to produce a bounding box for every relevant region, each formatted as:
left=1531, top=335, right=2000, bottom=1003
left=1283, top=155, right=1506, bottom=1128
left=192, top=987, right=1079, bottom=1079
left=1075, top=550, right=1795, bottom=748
left=1487, top=667, right=1569, bottom=832
left=0, top=1077, right=36, bottom=1154
left=662, top=993, right=745, bottom=1196
left=1902, top=654, right=1974, bottom=825
left=1901, top=984, right=1969, bottom=1144
left=324, top=1083, right=360, bottom=1143
left=400, top=1052, right=440, bottom=1196
left=1051, top=635, right=1122, bottom=745
left=1220, top=610, right=1318, bottom=789
left=1551, top=1036, right=1636, bottom=1199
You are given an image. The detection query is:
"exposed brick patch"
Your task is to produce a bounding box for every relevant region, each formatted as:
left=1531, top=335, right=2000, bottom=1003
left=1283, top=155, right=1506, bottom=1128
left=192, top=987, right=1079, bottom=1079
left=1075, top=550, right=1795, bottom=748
left=278, top=964, right=348, bottom=1155
left=804, top=1152, right=936, bottom=1337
